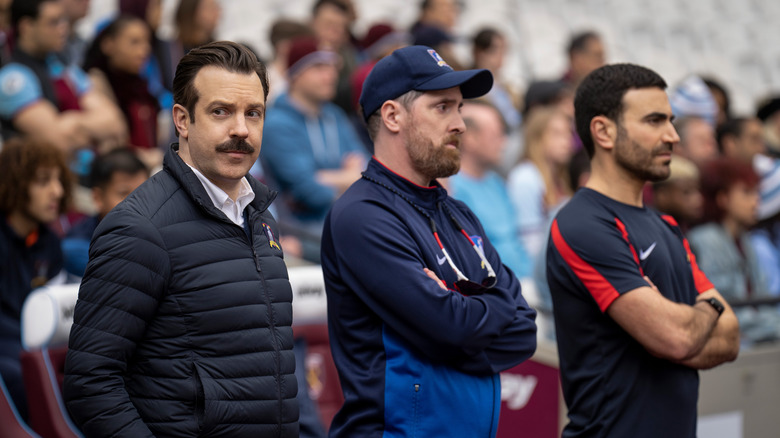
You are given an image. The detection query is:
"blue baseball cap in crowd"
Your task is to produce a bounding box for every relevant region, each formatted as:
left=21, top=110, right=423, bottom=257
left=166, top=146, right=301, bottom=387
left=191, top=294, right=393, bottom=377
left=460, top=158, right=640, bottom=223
left=359, top=45, right=493, bottom=121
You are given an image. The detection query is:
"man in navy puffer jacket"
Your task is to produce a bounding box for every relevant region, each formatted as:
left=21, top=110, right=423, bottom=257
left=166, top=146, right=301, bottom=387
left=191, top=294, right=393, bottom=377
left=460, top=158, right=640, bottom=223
left=63, top=41, right=298, bottom=437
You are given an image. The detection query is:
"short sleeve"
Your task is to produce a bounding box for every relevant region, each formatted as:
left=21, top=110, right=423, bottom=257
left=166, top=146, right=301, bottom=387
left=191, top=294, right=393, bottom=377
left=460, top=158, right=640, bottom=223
left=0, top=64, right=43, bottom=119
left=549, top=215, right=649, bottom=312
left=65, top=65, right=92, bottom=96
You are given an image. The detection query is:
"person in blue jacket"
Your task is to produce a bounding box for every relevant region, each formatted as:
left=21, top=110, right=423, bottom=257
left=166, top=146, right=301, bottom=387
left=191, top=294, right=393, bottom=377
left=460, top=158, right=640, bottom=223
left=61, top=148, right=148, bottom=277
left=321, top=45, right=538, bottom=438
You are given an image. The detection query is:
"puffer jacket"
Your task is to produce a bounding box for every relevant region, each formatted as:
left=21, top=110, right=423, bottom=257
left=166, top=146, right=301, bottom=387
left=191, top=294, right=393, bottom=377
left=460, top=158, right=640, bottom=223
left=64, top=144, right=298, bottom=437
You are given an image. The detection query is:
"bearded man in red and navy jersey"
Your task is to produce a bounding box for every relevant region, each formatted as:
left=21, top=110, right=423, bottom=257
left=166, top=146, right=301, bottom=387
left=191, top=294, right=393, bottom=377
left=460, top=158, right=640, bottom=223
left=546, top=63, right=740, bottom=438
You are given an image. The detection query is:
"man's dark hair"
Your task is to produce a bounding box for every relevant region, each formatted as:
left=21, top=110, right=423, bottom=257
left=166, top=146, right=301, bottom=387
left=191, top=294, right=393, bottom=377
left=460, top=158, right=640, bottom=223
left=702, top=76, right=730, bottom=120
left=574, top=63, right=667, bottom=158
left=312, top=0, right=348, bottom=16
left=11, top=0, right=51, bottom=34
left=173, top=40, right=269, bottom=123
left=567, top=31, right=599, bottom=57
left=0, top=137, right=71, bottom=215
left=89, top=148, right=149, bottom=190
left=269, top=19, right=312, bottom=52
left=472, top=28, right=501, bottom=52
left=716, top=117, right=751, bottom=154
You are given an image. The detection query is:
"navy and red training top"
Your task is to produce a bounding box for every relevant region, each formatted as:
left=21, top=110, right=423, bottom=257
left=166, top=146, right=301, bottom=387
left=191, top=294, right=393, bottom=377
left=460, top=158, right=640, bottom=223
left=547, top=188, right=713, bottom=438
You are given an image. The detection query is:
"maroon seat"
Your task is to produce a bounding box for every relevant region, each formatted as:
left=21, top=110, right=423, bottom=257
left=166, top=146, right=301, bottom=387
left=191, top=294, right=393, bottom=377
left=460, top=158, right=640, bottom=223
left=0, top=372, right=40, bottom=437
left=294, top=324, right=343, bottom=431
left=20, top=347, right=81, bottom=438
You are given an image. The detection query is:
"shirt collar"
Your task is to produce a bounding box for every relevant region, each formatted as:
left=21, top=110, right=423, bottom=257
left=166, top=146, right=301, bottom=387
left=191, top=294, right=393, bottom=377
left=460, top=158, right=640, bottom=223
left=187, top=164, right=255, bottom=226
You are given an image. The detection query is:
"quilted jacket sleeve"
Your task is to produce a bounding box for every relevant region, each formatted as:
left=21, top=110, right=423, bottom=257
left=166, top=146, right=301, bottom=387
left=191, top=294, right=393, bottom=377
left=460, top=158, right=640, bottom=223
left=63, top=207, right=170, bottom=437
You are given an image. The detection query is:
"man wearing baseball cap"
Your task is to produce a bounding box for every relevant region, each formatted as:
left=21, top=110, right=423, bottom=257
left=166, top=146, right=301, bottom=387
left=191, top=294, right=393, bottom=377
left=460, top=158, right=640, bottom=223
left=320, top=45, right=537, bottom=437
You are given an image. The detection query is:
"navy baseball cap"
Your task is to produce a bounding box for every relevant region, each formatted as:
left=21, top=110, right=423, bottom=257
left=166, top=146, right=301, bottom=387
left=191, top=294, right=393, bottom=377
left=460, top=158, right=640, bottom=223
left=359, top=45, right=494, bottom=121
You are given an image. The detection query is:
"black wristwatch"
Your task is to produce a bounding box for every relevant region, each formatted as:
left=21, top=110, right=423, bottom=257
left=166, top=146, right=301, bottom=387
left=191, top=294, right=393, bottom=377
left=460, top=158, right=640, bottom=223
left=698, top=297, right=725, bottom=316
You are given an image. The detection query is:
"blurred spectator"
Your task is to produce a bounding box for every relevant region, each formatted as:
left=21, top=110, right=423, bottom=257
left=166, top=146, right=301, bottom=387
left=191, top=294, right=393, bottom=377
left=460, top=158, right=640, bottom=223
left=756, top=96, right=780, bottom=157
left=472, top=28, right=521, bottom=134
left=717, top=117, right=766, bottom=164
left=58, top=0, right=90, bottom=67
left=267, top=19, right=313, bottom=105
left=523, top=80, right=574, bottom=119
left=561, top=31, right=605, bottom=87
left=310, top=0, right=357, bottom=113
left=702, top=76, right=732, bottom=126
left=83, top=15, right=162, bottom=170
left=409, top=0, right=462, bottom=70
left=688, top=158, right=780, bottom=345
left=449, top=99, right=532, bottom=279
left=0, top=0, right=10, bottom=64
left=0, top=0, right=126, bottom=153
left=673, top=116, right=718, bottom=166
left=351, top=23, right=409, bottom=112
left=172, top=0, right=220, bottom=70
left=750, top=153, right=780, bottom=296
left=508, top=106, right=574, bottom=261
left=410, top=0, right=459, bottom=36
left=652, top=155, right=703, bottom=232
left=261, top=37, right=365, bottom=261
left=669, top=75, right=718, bottom=126
left=119, top=0, right=175, bottom=110
left=61, top=148, right=148, bottom=277
left=1, top=0, right=126, bottom=150
left=411, top=22, right=463, bottom=71
left=0, top=138, right=71, bottom=421
left=350, top=22, right=409, bottom=149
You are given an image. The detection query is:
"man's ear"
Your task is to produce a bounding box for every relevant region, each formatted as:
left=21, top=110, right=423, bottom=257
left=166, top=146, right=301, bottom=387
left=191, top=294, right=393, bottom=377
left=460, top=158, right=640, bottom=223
left=172, top=104, right=190, bottom=139
left=381, top=100, right=403, bottom=134
left=591, top=115, right=617, bottom=152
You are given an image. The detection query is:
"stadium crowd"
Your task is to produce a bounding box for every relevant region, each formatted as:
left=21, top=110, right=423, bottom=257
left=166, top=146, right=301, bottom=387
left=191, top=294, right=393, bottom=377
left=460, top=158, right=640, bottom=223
left=1, top=0, right=780, bottom=436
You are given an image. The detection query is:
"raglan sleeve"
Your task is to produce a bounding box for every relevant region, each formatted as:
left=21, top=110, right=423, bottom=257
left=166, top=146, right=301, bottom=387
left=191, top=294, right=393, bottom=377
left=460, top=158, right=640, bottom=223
left=546, top=212, right=650, bottom=313
left=461, top=211, right=538, bottom=374
left=0, top=64, right=43, bottom=119
left=322, top=200, right=520, bottom=369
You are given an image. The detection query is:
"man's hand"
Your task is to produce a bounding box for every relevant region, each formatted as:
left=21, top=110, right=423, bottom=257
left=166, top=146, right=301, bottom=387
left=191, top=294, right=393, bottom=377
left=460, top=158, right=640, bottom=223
left=315, top=153, right=365, bottom=195
left=424, top=268, right=448, bottom=290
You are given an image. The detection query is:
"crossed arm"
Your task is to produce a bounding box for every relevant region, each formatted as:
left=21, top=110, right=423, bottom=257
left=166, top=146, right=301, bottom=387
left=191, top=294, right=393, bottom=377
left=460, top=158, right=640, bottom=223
left=14, top=89, right=127, bottom=153
left=607, top=280, right=739, bottom=369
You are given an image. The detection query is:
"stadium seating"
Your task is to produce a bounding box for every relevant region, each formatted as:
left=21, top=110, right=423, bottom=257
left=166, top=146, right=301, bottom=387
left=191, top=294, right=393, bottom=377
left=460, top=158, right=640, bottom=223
left=0, top=373, right=40, bottom=438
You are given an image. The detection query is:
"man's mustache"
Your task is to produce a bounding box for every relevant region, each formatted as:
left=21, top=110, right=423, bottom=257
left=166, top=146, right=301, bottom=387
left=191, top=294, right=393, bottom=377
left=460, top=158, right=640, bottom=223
left=215, top=138, right=255, bottom=154
left=441, top=134, right=461, bottom=149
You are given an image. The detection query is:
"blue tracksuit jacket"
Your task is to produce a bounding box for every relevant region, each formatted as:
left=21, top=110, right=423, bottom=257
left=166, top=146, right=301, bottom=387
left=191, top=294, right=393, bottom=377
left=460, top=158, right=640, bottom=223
left=321, top=158, right=537, bottom=437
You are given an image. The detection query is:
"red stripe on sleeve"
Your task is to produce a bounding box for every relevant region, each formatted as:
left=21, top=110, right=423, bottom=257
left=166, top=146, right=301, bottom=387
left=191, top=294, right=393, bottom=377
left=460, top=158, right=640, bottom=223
left=661, top=215, right=714, bottom=293
left=551, top=219, right=620, bottom=312
left=682, top=238, right=715, bottom=293
left=661, top=215, right=678, bottom=227
left=614, top=218, right=644, bottom=276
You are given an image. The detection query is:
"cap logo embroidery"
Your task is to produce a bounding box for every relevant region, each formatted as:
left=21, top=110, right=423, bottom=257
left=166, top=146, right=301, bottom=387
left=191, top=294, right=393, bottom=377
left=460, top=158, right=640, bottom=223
left=427, top=49, right=450, bottom=68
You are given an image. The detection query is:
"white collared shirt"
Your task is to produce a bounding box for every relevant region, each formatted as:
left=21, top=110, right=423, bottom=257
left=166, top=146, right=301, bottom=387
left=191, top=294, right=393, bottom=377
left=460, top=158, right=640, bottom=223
left=187, top=164, right=255, bottom=227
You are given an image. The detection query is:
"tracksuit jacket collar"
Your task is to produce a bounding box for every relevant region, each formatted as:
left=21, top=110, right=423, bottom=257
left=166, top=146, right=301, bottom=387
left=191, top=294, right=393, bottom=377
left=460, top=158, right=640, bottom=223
left=364, top=157, right=448, bottom=210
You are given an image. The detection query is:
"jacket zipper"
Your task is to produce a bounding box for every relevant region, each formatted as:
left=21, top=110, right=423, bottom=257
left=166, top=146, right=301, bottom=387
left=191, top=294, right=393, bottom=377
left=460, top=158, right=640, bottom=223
left=247, top=210, right=285, bottom=435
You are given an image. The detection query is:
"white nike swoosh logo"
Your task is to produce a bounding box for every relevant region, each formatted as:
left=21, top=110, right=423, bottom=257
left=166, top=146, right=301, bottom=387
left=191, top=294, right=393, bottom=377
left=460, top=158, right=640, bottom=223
left=639, top=242, right=657, bottom=261
left=437, top=254, right=447, bottom=265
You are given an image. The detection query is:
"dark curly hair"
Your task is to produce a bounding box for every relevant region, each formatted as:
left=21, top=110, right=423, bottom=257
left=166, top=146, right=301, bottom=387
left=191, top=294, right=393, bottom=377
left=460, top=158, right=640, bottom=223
left=0, top=138, right=72, bottom=215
